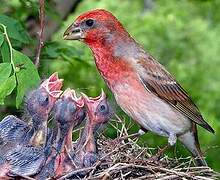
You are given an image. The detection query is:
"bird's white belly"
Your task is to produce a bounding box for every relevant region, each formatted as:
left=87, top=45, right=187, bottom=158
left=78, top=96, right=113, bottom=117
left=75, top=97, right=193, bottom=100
left=113, top=83, right=191, bottom=137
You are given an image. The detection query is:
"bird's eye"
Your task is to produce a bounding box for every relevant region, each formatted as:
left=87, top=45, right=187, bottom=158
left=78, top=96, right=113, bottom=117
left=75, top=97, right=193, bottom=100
left=39, top=93, right=49, bottom=107
left=98, top=103, right=109, bottom=114
left=100, top=105, right=106, bottom=111
left=45, top=97, right=49, bottom=103
left=85, top=19, right=94, bottom=27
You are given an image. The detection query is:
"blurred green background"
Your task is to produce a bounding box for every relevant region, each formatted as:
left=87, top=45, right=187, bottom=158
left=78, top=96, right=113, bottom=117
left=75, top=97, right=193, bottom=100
left=0, top=0, right=220, bottom=170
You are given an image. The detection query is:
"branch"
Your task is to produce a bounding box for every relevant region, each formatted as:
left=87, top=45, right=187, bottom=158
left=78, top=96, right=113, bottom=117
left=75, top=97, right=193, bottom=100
left=0, top=23, right=16, bottom=74
left=35, top=0, right=45, bottom=68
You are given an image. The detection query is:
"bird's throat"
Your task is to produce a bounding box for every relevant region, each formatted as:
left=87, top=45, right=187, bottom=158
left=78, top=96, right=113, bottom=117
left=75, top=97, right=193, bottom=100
left=30, top=123, right=47, bottom=147
left=91, top=48, right=134, bottom=88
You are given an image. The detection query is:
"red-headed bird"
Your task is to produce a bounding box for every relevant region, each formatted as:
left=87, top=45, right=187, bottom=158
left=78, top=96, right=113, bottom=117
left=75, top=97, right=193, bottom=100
left=63, top=9, right=214, bottom=166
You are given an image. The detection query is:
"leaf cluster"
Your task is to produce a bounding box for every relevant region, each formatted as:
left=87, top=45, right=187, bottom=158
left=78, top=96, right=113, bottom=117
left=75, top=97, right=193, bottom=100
left=0, top=16, right=39, bottom=108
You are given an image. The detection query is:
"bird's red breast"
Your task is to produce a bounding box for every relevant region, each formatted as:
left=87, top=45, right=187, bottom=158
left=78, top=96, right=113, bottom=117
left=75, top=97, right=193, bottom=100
left=95, top=54, right=135, bottom=86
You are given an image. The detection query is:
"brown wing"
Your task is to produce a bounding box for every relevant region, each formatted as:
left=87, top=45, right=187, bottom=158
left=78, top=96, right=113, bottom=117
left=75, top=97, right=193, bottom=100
left=136, top=55, right=214, bottom=133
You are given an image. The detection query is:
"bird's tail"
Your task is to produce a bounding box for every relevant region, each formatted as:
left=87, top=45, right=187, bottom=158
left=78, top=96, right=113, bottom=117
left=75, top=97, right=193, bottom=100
left=178, top=124, right=208, bottom=166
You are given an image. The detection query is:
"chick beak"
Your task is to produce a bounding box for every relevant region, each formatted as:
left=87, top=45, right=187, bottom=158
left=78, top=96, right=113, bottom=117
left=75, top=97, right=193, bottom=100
left=63, top=24, right=83, bottom=40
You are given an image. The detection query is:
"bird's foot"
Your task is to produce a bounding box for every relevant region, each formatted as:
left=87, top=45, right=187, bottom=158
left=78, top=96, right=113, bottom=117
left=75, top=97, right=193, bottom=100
left=168, top=133, right=177, bottom=146
left=138, top=129, right=146, bottom=135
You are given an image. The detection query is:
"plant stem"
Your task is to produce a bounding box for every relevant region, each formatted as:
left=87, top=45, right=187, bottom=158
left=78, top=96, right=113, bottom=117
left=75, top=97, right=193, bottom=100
left=35, top=0, right=45, bottom=68
left=0, top=23, right=16, bottom=75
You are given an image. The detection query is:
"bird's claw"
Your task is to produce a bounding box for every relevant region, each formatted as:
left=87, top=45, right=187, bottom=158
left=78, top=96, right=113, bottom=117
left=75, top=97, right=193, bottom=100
left=168, top=133, right=177, bottom=146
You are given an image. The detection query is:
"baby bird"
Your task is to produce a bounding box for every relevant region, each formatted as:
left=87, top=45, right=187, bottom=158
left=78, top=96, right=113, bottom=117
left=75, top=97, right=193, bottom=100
left=0, top=73, right=63, bottom=149
left=0, top=73, right=63, bottom=178
left=36, top=88, right=85, bottom=179
left=73, top=90, right=111, bottom=168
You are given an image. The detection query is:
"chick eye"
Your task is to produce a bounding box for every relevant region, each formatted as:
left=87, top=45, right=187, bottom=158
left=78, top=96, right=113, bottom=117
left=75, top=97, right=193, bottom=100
left=100, top=105, right=106, bottom=111
left=39, top=94, right=49, bottom=107
left=45, top=97, right=49, bottom=103
left=85, top=19, right=94, bottom=27
left=98, top=103, right=109, bottom=114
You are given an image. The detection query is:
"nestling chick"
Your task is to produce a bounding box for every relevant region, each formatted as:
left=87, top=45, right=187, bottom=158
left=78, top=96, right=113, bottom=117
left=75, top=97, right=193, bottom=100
left=0, top=72, right=63, bottom=149
left=73, top=90, right=112, bottom=168
left=0, top=73, right=63, bottom=178
left=36, top=88, right=85, bottom=179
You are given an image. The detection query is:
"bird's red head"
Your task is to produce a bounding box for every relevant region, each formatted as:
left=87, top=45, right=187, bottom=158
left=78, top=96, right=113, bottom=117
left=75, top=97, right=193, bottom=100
left=63, top=9, right=129, bottom=46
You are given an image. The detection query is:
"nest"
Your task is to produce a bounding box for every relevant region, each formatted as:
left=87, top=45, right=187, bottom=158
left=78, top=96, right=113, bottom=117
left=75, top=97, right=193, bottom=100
left=57, top=116, right=219, bottom=180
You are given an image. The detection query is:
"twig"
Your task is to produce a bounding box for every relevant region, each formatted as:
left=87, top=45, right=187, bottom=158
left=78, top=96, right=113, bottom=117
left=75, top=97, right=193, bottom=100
left=155, top=174, right=179, bottom=180
left=35, top=0, right=45, bottom=68
left=58, top=167, right=94, bottom=180
left=100, top=142, right=131, bottom=161
left=87, top=160, right=102, bottom=179
left=72, top=126, right=84, bottom=133
left=93, top=163, right=197, bottom=179
left=115, top=132, right=140, bottom=142
left=64, top=145, right=78, bottom=168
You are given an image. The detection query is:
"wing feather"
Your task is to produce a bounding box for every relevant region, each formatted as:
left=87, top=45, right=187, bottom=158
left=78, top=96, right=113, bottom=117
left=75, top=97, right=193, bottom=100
left=7, top=145, right=45, bottom=176
left=136, top=55, right=214, bottom=133
left=0, top=115, right=28, bottom=143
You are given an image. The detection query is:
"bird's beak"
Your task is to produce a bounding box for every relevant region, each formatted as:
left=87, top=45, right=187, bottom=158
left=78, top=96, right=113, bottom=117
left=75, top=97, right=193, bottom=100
left=41, top=72, right=63, bottom=99
left=62, top=88, right=74, bottom=99
left=63, top=24, right=83, bottom=40
left=80, top=92, right=90, bottom=103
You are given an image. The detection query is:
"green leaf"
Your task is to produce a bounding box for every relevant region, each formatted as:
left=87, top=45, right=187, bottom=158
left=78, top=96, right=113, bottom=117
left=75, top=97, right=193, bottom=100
left=13, top=50, right=40, bottom=108
left=0, top=62, right=12, bottom=84
left=0, top=75, right=16, bottom=105
left=0, top=15, right=29, bottom=44
left=0, top=40, right=10, bottom=62
left=45, top=45, right=59, bottom=58
left=0, top=33, right=3, bottom=46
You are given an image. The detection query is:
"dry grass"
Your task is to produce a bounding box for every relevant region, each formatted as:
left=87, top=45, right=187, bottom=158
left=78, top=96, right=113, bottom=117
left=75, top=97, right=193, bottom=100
left=58, top=116, right=219, bottom=180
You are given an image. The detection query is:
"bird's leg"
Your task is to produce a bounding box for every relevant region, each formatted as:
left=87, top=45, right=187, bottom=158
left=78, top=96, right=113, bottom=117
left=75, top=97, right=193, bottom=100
left=168, top=133, right=177, bottom=146
left=138, top=128, right=147, bottom=135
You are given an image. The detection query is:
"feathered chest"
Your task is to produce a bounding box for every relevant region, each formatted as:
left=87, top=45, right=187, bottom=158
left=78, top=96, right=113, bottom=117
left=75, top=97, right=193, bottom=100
left=93, top=51, right=135, bottom=86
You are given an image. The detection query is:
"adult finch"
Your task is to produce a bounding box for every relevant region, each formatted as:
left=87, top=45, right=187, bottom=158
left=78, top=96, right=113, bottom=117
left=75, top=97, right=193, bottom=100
left=63, top=9, right=214, bottom=166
